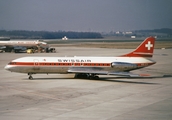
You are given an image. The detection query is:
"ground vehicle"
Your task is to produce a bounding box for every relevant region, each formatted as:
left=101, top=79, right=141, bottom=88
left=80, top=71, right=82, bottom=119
left=49, top=48, right=56, bottom=53
left=45, top=47, right=56, bottom=53
left=26, top=49, right=34, bottom=54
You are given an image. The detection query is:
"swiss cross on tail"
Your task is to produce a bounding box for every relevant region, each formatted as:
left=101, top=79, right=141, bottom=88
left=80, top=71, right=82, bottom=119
left=121, top=37, right=155, bottom=57
left=145, top=41, right=153, bottom=50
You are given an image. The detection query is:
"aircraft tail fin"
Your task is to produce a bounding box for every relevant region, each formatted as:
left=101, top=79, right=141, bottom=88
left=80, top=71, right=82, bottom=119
left=121, top=37, right=155, bottom=57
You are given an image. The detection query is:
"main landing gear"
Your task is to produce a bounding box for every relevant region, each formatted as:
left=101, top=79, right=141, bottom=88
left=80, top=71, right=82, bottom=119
left=74, top=73, right=99, bottom=80
left=28, top=73, right=33, bottom=80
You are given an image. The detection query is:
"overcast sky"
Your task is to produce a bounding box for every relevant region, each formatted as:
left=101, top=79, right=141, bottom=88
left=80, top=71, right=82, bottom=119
left=0, top=0, right=172, bottom=32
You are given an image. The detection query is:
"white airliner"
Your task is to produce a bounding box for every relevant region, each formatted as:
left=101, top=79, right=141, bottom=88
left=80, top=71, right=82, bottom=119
left=0, top=40, right=48, bottom=52
left=5, top=37, right=156, bottom=80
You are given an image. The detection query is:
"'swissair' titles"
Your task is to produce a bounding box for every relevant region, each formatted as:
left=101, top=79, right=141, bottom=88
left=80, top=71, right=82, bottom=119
left=57, top=59, right=91, bottom=63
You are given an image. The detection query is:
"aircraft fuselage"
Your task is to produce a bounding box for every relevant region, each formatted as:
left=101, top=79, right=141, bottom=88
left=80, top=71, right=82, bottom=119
left=5, top=56, right=155, bottom=74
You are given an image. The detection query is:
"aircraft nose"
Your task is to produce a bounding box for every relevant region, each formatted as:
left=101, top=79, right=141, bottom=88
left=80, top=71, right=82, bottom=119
left=4, top=65, right=10, bottom=71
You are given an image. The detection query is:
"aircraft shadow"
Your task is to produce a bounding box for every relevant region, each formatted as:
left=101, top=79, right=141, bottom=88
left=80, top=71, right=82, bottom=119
left=93, top=77, right=159, bottom=85
left=93, top=75, right=172, bottom=84
left=22, top=76, right=167, bottom=85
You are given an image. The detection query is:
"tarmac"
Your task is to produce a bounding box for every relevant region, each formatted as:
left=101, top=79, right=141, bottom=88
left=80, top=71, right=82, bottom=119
left=0, top=47, right=172, bottom=120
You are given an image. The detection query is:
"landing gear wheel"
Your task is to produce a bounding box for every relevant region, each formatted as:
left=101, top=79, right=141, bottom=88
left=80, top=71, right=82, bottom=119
left=28, top=73, right=33, bottom=80
left=89, top=75, right=99, bottom=80
left=28, top=75, right=33, bottom=80
left=94, top=76, right=99, bottom=80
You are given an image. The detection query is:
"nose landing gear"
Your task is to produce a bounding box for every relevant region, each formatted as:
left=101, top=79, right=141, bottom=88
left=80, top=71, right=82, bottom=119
left=28, top=73, right=33, bottom=80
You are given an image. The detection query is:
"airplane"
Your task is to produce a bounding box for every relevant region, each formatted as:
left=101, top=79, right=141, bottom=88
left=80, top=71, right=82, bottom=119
left=0, top=40, right=48, bottom=53
left=62, top=36, right=68, bottom=40
left=4, top=37, right=156, bottom=80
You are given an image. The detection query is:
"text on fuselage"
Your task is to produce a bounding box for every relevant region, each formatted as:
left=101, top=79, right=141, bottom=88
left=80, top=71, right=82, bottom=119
left=57, top=59, right=91, bottom=63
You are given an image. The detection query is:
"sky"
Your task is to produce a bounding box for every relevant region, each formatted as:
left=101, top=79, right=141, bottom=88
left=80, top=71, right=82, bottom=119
left=0, top=0, right=172, bottom=32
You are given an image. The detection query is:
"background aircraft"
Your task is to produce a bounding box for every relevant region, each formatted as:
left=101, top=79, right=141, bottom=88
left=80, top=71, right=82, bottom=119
left=5, top=37, right=156, bottom=79
left=0, top=40, right=48, bottom=53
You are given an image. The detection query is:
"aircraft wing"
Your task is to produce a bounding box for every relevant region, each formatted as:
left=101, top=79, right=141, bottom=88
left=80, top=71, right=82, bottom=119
left=108, top=72, right=140, bottom=77
left=68, top=67, right=108, bottom=75
left=68, top=67, right=143, bottom=77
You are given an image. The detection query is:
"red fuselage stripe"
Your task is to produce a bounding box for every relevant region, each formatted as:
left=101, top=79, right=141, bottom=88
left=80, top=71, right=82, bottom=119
left=8, top=62, right=154, bottom=67
left=9, top=62, right=111, bottom=67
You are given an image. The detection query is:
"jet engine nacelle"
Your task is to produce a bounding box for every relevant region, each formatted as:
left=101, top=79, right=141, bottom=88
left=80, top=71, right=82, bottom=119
left=111, top=62, right=137, bottom=71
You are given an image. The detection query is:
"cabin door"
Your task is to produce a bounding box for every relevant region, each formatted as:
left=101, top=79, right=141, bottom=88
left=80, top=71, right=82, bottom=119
left=33, top=59, right=40, bottom=70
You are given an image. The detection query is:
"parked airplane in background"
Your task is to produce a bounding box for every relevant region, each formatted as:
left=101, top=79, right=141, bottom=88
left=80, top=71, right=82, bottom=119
left=0, top=40, right=48, bottom=53
left=5, top=37, right=156, bottom=80
left=62, top=36, right=68, bottom=40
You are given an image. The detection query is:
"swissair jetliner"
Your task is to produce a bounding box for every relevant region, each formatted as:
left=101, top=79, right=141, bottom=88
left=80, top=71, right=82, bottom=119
left=0, top=40, right=48, bottom=53
left=5, top=37, right=156, bottom=80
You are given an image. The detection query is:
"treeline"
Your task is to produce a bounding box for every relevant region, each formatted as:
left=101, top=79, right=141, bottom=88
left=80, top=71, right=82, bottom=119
left=0, top=30, right=103, bottom=39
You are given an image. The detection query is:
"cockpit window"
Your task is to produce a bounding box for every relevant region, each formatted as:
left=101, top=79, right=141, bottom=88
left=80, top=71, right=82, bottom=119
left=8, top=62, right=16, bottom=65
